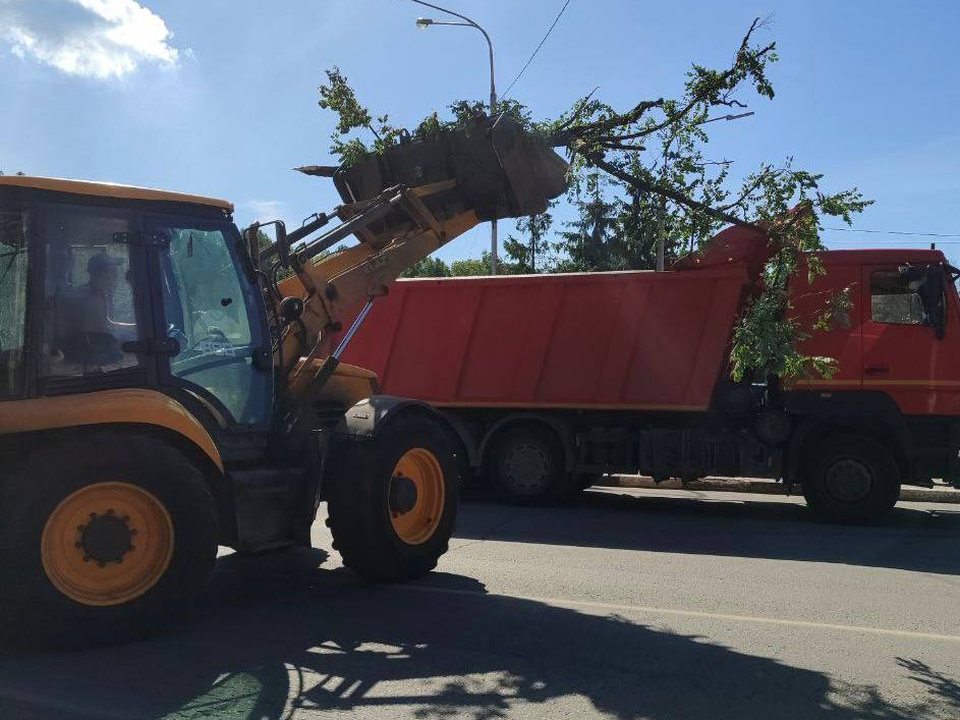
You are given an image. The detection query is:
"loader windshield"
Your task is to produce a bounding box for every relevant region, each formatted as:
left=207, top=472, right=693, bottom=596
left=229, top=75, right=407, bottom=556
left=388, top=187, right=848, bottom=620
left=154, top=217, right=270, bottom=427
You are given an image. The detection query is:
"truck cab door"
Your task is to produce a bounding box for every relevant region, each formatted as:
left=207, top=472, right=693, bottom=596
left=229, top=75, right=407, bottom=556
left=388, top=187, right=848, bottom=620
left=860, top=262, right=960, bottom=415
left=149, top=216, right=273, bottom=431
left=791, top=258, right=863, bottom=389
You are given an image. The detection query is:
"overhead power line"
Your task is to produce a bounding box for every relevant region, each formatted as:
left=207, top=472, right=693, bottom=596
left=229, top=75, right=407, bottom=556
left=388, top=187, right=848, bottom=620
left=502, top=0, right=573, bottom=98
left=823, top=227, right=960, bottom=239
left=827, top=239, right=960, bottom=245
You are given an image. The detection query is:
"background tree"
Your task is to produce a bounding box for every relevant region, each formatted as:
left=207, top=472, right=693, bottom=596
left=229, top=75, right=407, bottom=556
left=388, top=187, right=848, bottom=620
left=504, top=208, right=554, bottom=273
left=450, top=251, right=521, bottom=277
left=401, top=256, right=451, bottom=278
left=553, top=173, right=618, bottom=272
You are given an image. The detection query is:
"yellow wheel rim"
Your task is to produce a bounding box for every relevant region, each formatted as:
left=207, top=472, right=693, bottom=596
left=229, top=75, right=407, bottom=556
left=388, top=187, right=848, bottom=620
left=41, top=482, right=174, bottom=607
left=389, top=448, right=445, bottom=546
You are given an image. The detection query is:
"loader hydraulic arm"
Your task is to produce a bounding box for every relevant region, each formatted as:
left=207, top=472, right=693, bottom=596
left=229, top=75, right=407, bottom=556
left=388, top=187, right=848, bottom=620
left=244, top=113, right=569, bottom=422
left=247, top=181, right=478, bottom=407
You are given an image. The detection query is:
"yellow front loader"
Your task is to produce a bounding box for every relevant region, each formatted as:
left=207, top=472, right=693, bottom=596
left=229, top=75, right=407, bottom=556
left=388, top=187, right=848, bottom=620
left=0, top=116, right=566, bottom=645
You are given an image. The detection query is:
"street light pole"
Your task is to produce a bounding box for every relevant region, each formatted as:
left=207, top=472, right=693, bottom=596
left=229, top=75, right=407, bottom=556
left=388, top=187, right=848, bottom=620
left=410, top=1, right=498, bottom=274
left=655, top=111, right=755, bottom=271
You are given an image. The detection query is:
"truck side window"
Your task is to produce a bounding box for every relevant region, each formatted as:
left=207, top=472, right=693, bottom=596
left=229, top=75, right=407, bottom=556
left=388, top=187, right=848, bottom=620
left=870, top=270, right=927, bottom=325
left=0, top=210, right=29, bottom=397
left=40, top=206, right=144, bottom=379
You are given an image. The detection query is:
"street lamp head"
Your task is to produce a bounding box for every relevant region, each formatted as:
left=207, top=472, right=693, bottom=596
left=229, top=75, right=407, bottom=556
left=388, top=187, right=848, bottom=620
left=415, top=17, right=434, bottom=29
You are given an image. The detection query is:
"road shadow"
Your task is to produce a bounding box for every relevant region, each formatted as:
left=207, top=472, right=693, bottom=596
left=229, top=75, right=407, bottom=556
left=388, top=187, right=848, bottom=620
left=0, top=548, right=955, bottom=720
left=454, top=488, right=960, bottom=576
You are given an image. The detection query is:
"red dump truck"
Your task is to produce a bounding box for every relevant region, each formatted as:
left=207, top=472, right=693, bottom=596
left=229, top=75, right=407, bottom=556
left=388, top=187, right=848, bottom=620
left=340, top=224, right=960, bottom=521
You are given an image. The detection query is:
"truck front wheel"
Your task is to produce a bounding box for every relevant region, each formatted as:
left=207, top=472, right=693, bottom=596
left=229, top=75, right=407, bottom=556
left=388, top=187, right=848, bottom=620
left=325, top=412, right=458, bottom=582
left=801, top=435, right=901, bottom=523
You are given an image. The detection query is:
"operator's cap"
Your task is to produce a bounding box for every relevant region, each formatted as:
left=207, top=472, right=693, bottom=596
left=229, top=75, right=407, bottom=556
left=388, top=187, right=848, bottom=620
left=87, top=251, right=124, bottom=276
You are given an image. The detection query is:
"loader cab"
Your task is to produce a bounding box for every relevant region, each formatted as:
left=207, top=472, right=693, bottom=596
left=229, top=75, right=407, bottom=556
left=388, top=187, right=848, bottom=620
left=0, top=176, right=273, bottom=438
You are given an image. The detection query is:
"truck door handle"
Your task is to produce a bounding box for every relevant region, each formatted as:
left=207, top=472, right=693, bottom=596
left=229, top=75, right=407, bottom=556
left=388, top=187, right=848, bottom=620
left=865, top=365, right=890, bottom=375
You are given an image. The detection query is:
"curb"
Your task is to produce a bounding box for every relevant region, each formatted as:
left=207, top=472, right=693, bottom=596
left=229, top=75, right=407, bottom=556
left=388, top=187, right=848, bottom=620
left=599, top=476, right=960, bottom=504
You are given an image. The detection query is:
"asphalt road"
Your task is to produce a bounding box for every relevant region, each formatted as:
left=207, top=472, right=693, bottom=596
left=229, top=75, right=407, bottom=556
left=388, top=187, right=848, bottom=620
left=2, top=487, right=960, bottom=720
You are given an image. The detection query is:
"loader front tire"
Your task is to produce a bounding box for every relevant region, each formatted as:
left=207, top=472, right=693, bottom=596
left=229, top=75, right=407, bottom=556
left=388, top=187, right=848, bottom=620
left=0, top=431, right=218, bottom=648
left=325, top=412, right=458, bottom=582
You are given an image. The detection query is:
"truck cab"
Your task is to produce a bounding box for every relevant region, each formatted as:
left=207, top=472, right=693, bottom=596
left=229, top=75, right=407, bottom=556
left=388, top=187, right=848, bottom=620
left=789, top=248, right=960, bottom=490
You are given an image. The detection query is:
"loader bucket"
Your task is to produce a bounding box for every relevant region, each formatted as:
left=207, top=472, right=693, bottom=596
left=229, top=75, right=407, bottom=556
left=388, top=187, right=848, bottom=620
left=331, top=115, right=568, bottom=247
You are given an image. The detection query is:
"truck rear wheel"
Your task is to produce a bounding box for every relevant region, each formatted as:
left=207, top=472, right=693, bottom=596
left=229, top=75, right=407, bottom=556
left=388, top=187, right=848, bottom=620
left=325, top=412, right=458, bottom=582
left=801, top=435, right=901, bottom=523
left=489, top=425, right=572, bottom=503
left=0, top=432, right=218, bottom=647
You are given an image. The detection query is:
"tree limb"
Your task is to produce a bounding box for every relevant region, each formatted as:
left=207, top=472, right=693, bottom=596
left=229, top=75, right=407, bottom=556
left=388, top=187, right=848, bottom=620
left=583, top=151, right=759, bottom=231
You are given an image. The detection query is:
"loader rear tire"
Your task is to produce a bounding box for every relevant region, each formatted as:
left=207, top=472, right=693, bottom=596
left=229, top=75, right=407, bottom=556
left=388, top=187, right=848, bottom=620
left=325, top=412, right=458, bottom=582
left=0, top=431, right=218, bottom=648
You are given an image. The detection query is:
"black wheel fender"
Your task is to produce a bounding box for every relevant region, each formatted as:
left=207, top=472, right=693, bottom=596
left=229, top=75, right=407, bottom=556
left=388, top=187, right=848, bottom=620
left=334, top=395, right=437, bottom=440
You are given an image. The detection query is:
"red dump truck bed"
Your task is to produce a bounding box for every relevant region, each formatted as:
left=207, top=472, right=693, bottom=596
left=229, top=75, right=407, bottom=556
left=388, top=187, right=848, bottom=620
left=340, top=265, right=749, bottom=411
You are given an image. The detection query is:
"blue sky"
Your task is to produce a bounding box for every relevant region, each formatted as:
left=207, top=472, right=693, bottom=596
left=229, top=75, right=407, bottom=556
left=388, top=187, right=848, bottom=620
left=3, top=0, right=959, bottom=265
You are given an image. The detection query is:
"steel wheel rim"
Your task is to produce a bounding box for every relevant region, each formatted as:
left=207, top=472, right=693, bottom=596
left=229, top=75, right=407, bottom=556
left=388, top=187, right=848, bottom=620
left=390, top=448, right=445, bottom=545
left=41, top=482, right=174, bottom=606
left=824, top=458, right=874, bottom=504
left=504, top=443, right=549, bottom=494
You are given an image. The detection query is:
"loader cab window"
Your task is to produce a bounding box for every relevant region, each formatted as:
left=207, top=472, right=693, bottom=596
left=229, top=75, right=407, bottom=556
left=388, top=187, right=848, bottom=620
left=870, top=269, right=943, bottom=328
left=154, top=218, right=270, bottom=427
left=0, top=209, right=29, bottom=397
left=40, top=206, right=145, bottom=381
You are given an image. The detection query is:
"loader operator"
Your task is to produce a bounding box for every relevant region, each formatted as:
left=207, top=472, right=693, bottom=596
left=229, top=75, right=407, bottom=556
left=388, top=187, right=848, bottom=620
left=77, top=252, right=132, bottom=335
left=60, top=252, right=135, bottom=366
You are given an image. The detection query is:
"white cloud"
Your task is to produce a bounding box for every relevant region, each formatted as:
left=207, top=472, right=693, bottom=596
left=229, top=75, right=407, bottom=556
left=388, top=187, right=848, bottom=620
left=0, top=0, right=181, bottom=80
left=245, top=200, right=285, bottom=221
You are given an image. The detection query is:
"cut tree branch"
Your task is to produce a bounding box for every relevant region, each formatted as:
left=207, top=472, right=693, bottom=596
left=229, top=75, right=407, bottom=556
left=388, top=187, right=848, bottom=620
left=583, top=151, right=759, bottom=231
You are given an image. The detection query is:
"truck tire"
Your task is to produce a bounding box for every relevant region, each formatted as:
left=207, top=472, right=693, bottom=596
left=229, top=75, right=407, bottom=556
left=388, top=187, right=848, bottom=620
left=0, top=431, right=218, bottom=648
left=489, top=425, right=572, bottom=503
left=325, top=412, right=458, bottom=582
left=801, top=435, right=901, bottom=523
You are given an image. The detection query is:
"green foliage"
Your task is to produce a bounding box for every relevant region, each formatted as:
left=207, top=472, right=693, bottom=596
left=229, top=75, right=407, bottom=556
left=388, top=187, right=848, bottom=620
left=318, top=68, right=541, bottom=167
left=448, top=251, right=524, bottom=277
left=398, top=253, right=511, bottom=279
left=401, top=255, right=451, bottom=278
left=318, top=67, right=372, bottom=135
left=450, top=256, right=489, bottom=277
left=317, top=67, right=406, bottom=166
left=504, top=208, right=554, bottom=273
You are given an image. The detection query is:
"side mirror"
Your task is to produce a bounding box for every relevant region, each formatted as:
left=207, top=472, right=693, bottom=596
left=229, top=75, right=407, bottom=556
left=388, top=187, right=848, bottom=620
left=905, top=264, right=948, bottom=339
left=275, top=221, right=290, bottom=267
left=926, top=264, right=947, bottom=339
left=242, top=223, right=262, bottom=270
left=244, top=220, right=291, bottom=269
